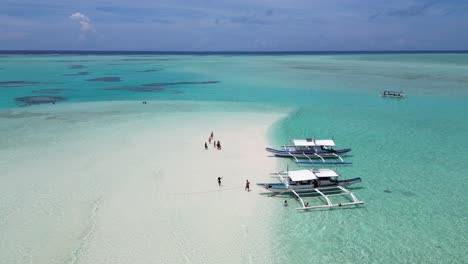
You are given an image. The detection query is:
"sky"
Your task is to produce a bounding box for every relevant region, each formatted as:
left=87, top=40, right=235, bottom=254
left=0, top=0, right=467, bottom=51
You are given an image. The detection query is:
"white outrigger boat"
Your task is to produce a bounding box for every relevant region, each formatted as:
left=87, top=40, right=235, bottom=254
left=380, top=90, right=405, bottom=98
left=266, top=137, right=352, bottom=165
left=257, top=169, right=364, bottom=210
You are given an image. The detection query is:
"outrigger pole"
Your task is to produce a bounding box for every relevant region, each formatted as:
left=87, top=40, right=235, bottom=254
left=294, top=186, right=364, bottom=210
left=296, top=161, right=352, bottom=165
left=288, top=152, right=351, bottom=165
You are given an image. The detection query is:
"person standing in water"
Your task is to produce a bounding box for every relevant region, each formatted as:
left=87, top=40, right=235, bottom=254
left=217, top=177, right=222, bottom=186
left=245, top=180, right=250, bottom=191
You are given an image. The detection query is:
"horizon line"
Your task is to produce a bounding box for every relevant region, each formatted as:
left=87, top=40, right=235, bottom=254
left=0, top=49, right=467, bottom=55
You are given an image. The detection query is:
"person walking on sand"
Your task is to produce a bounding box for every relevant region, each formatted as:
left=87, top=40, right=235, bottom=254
left=211, top=131, right=214, bottom=139
left=245, top=180, right=250, bottom=191
left=217, top=177, right=222, bottom=186
left=205, top=142, right=208, bottom=150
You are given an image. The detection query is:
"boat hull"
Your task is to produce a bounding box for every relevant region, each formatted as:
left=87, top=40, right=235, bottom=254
left=257, top=177, right=362, bottom=193
left=265, top=147, right=352, bottom=158
left=380, top=94, right=405, bottom=98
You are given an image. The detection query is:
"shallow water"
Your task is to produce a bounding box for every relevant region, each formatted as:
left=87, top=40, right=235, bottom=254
left=1, top=53, right=468, bottom=263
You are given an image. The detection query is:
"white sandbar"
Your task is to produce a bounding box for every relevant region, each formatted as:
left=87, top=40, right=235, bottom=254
left=0, top=101, right=289, bottom=264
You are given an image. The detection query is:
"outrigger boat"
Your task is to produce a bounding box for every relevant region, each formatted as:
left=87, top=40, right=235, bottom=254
left=266, top=138, right=352, bottom=165
left=257, top=169, right=364, bottom=210
left=380, top=90, right=405, bottom=98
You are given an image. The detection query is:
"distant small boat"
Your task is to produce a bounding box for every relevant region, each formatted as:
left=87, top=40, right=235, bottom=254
left=380, top=90, right=405, bottom=98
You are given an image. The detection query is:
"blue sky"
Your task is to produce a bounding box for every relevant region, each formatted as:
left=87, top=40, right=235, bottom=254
left=0, top=0, right=467, bottom=51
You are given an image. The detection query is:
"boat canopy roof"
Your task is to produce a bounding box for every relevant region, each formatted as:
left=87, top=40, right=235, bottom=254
left=292, top=139, right=335, bottom=147
left=287, top=169, right=339, bottom=181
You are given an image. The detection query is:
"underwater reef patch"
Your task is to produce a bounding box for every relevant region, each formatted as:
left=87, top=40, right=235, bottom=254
left=56, top=60, right=95, bottom=62
left=142, top=81, right=220, bottom=87
left=15, top=96, right=66, bottom=105
left=32, top=89, right=69, bottom=94
left=104, top=86, right=165, bottom=92
left=87, top=77, right=121, bottom=82
left=68, top=65, right=87, bottom=69
left=63, top=71, right=89, bottom=76
left=116, top=58, right=179, bottom=61
left=0, top=81, right=42, bottom=87
left=137, top=69, right=164, bottom=73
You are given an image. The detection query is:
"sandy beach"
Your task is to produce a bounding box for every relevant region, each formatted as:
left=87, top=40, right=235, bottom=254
left=0, top=101, right=288, bottom=264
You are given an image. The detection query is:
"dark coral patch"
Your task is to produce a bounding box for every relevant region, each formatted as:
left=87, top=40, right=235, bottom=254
left=57, top=60, right=95, bottom=62
left=137, top=69, right=163, bottom=73
left=142, top=81, right=220, bottom=87
left=32, top=89, right=69, bottom=94
left=63, top=71, right=89, bottom=76
left=68, top=65, right=87, bottom=69
left=128, top=87, right=165, bottom=92
left=290, top=66, right=344, bottom=71
left=15, top=96, right=66, bottom=105
left=0, top=81, right=42, bottom=87
left=104, top=86, right=165, bottom=92
left=117, top=58, right=179, bottom=61
left=87, top=77, right=121, bottom=82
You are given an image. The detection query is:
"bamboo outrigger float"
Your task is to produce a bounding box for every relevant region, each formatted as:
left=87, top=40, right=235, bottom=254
left=257, top=169, right=364, bottom=210
left=266, top=137, right=352, bottom=165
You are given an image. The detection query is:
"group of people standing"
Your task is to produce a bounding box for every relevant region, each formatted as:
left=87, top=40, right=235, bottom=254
left=205, top=131, right=222, bottom=150
left=207, top=131, right=250, bottom=192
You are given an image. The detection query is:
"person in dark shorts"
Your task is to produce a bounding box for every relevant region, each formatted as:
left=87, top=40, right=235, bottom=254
left=245, top=180, right=250, bottom=191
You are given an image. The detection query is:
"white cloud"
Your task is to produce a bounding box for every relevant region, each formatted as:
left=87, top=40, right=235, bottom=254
left=70, top=12, right=95, bottom=33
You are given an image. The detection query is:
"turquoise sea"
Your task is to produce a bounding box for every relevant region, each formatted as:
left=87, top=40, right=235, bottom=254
left=1, top=52, right=468, bottom=263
